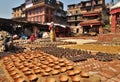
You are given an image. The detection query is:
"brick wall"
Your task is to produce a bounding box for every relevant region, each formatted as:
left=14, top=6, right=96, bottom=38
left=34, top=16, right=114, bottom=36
left=98, top=33, right=120, bottom=42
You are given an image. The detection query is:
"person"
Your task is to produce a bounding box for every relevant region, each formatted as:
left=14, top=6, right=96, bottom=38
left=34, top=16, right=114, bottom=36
left=49, top=21, right=56, bottom=42
left=30, top=33, right=35, bottom=42
left=2, top=35, right=14, bottom=52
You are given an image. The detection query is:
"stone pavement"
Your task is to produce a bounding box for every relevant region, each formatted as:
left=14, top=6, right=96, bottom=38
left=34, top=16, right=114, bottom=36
left=75, top=58, right=120, bottom=82
left=62, top=39, right=97, bottom=44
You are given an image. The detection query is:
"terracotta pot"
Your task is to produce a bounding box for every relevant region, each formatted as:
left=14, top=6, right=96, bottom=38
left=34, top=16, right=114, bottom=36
left=12, top=73, right=22, bottom=79
left=51, top=70, right=60, bottom=75
left=24, top=70, right=33, bottom=76
left=59, top=74, right=69, bottom=82
left=21, top=67, right=29, bottom=72
left=34, top=69, right=41, bottom=74
left=41, top=65, right=47, bottom=69
left=42, top=72, right=50, bottom=77
left=45, top=77, right=56, bottom=82
left=80, top=72, right=89, bottom=78
left=59, top=59, right=64, bottom=63
left=7, top=66, right=15, bottom=72
left=14, top=77, right=26, bottom=82
left=59, top=63, right=65, bottom=67
left=73, top=67, right=81, bottom=75
left=60, top=67, right=67, bottom=73
left=67, top=66, right=73, bottom=70
left=9, top=70, right=18, bottom=76
left=27, top=74, right=38, bottom=82
left=54, top=65, right=61, bottom=70
left=45, top=67, right=52, bottom=72
left=67, top=71, right=75, bottom=76
left=48, top=63, right=54, bottom=67
left=71, top=75, right=80, bottom=82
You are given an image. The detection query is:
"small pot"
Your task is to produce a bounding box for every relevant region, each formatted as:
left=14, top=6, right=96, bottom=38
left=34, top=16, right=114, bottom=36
left=59, top=74, right=69, bottom=82
left=45, top=77, right=56, bottom=82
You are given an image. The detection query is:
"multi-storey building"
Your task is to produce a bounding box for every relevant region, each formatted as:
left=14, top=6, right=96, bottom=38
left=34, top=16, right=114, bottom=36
left=54, top=1, right=67, bottom=24
left=80, top=0, right=109, bottom=35
left=25, top=0, right=56, bottom=23
left=67, top=3, right=82, bottom=33
left=25, top=0, right=66, bottom=24
left=12, top=3, right=26, bottom=21
left=67, top=0, right=109, bottom=35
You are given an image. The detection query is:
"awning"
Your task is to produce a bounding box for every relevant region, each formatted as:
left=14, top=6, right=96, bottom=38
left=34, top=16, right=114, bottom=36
left=80, top=20, right=103, bottom=26
left=44, top=23, right=66, bottom=28
left=83, top=13, right=100, bottom=16
left=110, top=8, right=120, bottom=14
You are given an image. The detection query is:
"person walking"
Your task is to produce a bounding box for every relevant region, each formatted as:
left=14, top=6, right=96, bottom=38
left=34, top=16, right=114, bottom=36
left=49, top=22, right=56, bottom=42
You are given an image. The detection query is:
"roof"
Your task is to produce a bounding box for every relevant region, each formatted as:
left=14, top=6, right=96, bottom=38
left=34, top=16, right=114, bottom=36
left=110, top=1, right=120, bottom=10
left=80, top=20, right=103, bottom=26
left=44, top=23, right=66, bottom=28
left=13, top=3, right=25, bottom=10
left=82, top=11, right=101, bottom=16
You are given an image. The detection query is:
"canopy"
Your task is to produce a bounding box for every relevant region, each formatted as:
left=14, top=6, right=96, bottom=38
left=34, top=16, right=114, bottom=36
left=80, top=20, right=103, bottom=26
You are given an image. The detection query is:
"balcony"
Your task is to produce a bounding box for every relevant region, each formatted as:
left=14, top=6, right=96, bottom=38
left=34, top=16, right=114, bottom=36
left=67, top=18, right=83, bottom=22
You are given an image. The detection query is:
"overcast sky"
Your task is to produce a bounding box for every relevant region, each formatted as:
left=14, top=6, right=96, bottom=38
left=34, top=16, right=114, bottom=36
left=0, top=0, right=117, bottom=19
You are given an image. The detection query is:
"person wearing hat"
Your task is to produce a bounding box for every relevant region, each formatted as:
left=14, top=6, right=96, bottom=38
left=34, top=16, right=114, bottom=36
left=1, top=35, right=14, bottom=52
left=49, top=21, right=56, bottom=42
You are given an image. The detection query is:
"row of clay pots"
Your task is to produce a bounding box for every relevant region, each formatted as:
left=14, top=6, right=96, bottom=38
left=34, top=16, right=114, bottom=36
left=37, top=46, right=120, bottom=62
left=37, top=47, right=93, bottom=62
left=2, top=51, right=76, bottom=82
left=2, top=49, right=102, bottom=82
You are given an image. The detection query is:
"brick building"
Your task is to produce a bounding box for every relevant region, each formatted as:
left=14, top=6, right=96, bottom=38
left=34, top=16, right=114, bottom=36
left=25, top=0, right=66, bottom=24
left=54, top=1, right=67, bottom=24
left=67, top=3, right=82, bottom=33
left=12, top=3, right=26, bottom=21
left=67, top=0, right=109, bottom=35
left=110, top=1, right=120, bottom=33
left=80, top=0, right=109, bottom=35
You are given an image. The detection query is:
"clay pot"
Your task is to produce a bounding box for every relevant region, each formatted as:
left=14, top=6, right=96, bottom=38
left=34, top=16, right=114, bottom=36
left=3, top=57, right=9, bottom=61
left=80, top=72, right=89, bottom=78
left=60, top=67, right=67, bottom=73
left=12, top=73, right=22, bottom=79
left=73, top=67, right=81, bottom=75
left=59, top=74, right=69, bottom=82
left=54, top=65, right=61, bottom=70
left=21, top=67, right=29, bottom=72
left=59, top=59, right=64, bottom=63
left=45, top=67, right=52, bottom=72
left=43, top=61, right=49, bottom=65
left=34, top=69, right=41, bottom=74
left=41, top=65, right=47, bottom=69
left=9, top=70, right=17, bottom=76
left=24, top=70, right=33, bottom=76
left=67, top=71, right=75, bottom=76
left=42, top=72, right=50, bottom=77
left=71, top=75, right=80, bottom=82
left=27, top=74, right=38, bottom=82
left=59, top=63, right=65, bottom=67
left=45, top=77, right=56, bottom=82
left=14, top=77, right=26, bottom=82
left=48, top=63, right=54, bottom=67
left=51, top=70, right=60, bottom=75
left=54, top=61, right=59, bottom=65
left=33, top=67, right=40, bottom=70
left=7, top=66, right=15, bottom=72
left=67, top=66, right=73, bottom=70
